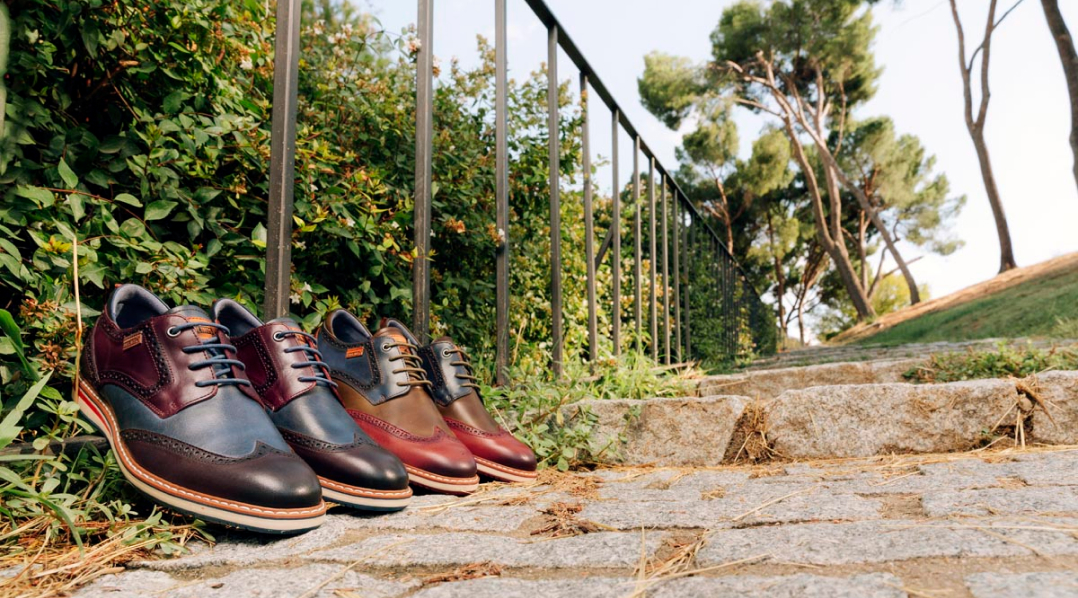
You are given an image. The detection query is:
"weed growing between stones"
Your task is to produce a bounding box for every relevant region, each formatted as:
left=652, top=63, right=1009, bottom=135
left=904, top=343, right=1078, bottom=384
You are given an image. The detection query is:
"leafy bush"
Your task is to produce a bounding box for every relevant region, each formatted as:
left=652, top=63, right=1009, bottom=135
left=903, top=343, right=1078, bottom=384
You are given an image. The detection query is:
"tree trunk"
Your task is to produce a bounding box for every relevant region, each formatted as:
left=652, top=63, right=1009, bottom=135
left=783, top=121, right=876, bottom=320
left=950, top=0, right=1019, bottom=273
left=971, top=125, right=1019, bottom=272
left=767, top=213, right=787, bottom=350
left=1041, top=0, right=1078, bottom=194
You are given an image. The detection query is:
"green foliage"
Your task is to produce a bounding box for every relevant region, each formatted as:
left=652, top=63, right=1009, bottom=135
left=856, top=263, right=1078, bottom=346
left=904, top=343, right=1078, bottom=384
left=477, top=353, right=695, bottom=471
left=815, top=272, right=918, bottom=339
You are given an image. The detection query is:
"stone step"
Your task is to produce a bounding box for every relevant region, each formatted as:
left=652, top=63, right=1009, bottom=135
left=696, top=358, right=919, bottom=399
left=570, top=371, right=1078, bottom=466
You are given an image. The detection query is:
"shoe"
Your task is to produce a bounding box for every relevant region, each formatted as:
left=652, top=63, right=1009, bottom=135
left=212, top=300, right=412, bottom=512
left=76, top=285, right=325, bottom=533
left=317, top=311, right=479, bottom=495
left=419, top=337, right=538, bottom=483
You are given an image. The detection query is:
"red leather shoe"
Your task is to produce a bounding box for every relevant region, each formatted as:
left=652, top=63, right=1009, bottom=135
left=317, top=311, right=479, bottom=495
left=419, top=337, right=537, bottom=483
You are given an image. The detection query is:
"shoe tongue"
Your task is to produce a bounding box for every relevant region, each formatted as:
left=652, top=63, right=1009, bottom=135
left=433, top=335, right=454, bottom=344
left=374, top=326, right=411, bottom=351
left=166, top=305, right=217, bottom=340
left=267, top=316, right=300, bottom=329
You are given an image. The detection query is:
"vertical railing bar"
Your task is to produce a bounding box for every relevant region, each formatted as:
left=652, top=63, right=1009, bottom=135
left=264, top=0, right=302, bottom=319
left=494, top=0, right=509, bottom=386
left=547, top=23, right=563, bottom=378
left=633, top=136, right=642, bottom=356
left=412, top=0, right=434, bottom=343
left=672, top=193, right=681, bottom=363
left=581, top=72, right=598, bottom=364
left=648, top=156, right=657, bottom=361
left=685, top=212, right=693, bottom=359
left=611, top=110, right=621, bottom=358
left=655, top=177, right=664, bottom=364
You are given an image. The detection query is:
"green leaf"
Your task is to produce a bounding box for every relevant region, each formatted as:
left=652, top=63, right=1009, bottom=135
left=0, top=372, right=51, bottom=449
left=98, top=136, right=126, bottom=154
left=114, top=193, right=142, bottom=207
left=69, top=193, right=86, bottom=221
left=15, top=186, right=55, bottom=208
left=145, top=200, right=177, bottom=221
left=251, top=223, right=267, bottom=248
left=58, top=159, right=79, bottom=189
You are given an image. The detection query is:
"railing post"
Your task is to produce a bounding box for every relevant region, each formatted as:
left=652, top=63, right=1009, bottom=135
left=672, top=193, right=681, bottom=362
left=264, top=0, right=302, bottom=319
left=633, top=136, right=642, bottom=356
left=648, top=157, right=657, bottom=361
left=685, top=212, right=693, bottom=359
left=661, top=179, right=670, bottom=365
left=581, top=73, right=597, bottom=364
left=412, top=0, right=434, bottom=343
left=611, top=110, right=621, bottom=358
left=547, top=24, right=563, bottom=377
left=494, top=0, right=509, bottom=385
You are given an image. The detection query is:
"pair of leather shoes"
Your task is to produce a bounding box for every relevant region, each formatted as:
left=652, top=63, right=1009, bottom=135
left=77, top=285, right=410, bottom=534
left=316, top=312, right=538, bottom=495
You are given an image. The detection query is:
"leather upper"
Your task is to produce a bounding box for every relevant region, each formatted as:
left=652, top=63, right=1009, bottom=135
left=319, top=311, right=478, bottom=481
left=83, top=285, right=323, bottom=510
left=419, top=336, right=537, bottom=476
left=420, top=338, right=476, bottom=407
left=214, top=300, right=411, bottom=494
left=83, top=304, right=234, bottom=419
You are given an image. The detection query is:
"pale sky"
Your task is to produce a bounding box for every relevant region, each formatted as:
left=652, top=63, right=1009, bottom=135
left=365, top=0, right=1078, bottom=316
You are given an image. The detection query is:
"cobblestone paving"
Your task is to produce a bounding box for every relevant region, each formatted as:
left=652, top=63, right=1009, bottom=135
left=75, top=448, right=1078, bottom=598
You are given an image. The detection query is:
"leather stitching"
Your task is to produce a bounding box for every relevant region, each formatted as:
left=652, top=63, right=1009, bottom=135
left=348, top=410, right=453, bottom=443
left=234, top=330, right=278, bottom=396
left=121, top=429, right=290, bottom=464
left=444, top=417, right=508, bottom=439
left=280, top=428, right=374, bottom=451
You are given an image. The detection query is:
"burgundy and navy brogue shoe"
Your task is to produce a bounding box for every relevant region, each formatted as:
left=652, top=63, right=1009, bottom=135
left=419, top=337, right=537, bottom=483
left=77, top=285, right=325, bottom=533
left=213, top=300, right=412, bottom=511
left=317, top=311, right=479, bottom=495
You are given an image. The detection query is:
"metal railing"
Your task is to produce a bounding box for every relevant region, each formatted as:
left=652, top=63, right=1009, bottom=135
left=263, top=0, right=776, bottom=383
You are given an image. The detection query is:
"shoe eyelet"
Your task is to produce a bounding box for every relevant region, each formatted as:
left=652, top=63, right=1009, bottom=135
left=382, top=342, right=392, bottom=351
left=272, top=331, right=286, bottom=341
left=442, top=349, right=452, bottom=358
left=166, top=326, right=181, bottom=337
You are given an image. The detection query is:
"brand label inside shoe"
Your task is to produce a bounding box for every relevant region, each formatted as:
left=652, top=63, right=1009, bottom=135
left=122, top=332, right=143, bottom=351
left=346, top=346, right=365, bottom=358
left=187, top=317, right=217, bottom=340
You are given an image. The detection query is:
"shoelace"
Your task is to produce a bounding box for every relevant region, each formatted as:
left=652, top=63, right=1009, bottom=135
left=381, top=341, right=432, bottom=388
left=273, top=329, right=337, bottom=388
left=171, top=322, right=251, bottom=388
left=442, top=346, right=479, bottom=391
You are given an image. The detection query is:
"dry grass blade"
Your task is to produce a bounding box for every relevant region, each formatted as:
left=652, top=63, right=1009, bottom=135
left=730, top=486, right=817, bottom=523
left=421, top=561, right=503, bottom=586
left=298, top=539, right=412, bottom=598
left=625, top=552, right=771, bottom=598
left=530, top=502, right=612, bottom=539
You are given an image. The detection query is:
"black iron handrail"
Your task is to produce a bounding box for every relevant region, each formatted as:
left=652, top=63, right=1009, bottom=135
left=262, top=0, right=776, bottom=384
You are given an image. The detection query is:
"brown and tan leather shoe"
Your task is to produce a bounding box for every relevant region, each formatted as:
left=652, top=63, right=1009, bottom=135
left=77, top=285, right=325, bottom=534
left=419, top=337, right=538, bottom=483
left=317, top=311, right=479, bottom=495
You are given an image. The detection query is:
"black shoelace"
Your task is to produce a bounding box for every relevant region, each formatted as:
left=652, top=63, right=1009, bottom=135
left=171, top=322, right=251, bottom=388
left=273, top=329, right=337, bottom=388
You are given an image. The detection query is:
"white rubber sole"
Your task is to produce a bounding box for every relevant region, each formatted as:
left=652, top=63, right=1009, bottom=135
left=77, top=382, right=326, bottom=534
left=405, top=465, right=479, bottom=495
left=475, top=457, right=539, bottom=484
left=319, top=478, right=412, bottom=512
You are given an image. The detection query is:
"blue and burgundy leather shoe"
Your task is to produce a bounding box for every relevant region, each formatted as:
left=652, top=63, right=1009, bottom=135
left=212, top=300, right=412, bottom=512
left=77, top=285, right=325, bottom=534
left=419, top=337, right=537, bottom=483
left=317, top=311, right=479, bottom=495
